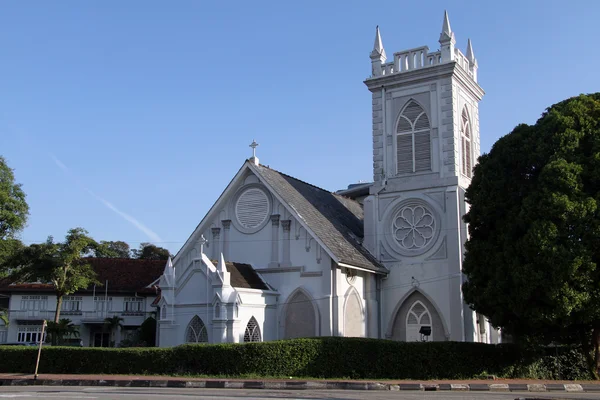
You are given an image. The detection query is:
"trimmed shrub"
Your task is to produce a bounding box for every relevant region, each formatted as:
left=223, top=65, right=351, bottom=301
left=0, top=337, right=591, bottom=380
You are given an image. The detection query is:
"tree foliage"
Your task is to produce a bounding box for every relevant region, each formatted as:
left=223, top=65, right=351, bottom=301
left=462, top=93, right=600, bottom=377
left=8, top=228, right=99, bottom=323
left=0, top=309, right=8, bottom=327
left=138, top=316, right=156, bottom=347
left=46, top=318, right=79, bottom=345
left=0, top=156, right=29, bottom=240
left=0, top=156, right=29, bottom=271
left=94, top=240, right=131, bottom=258
left=132, top=243, right=170, bottom=260
left=104, top=315, right=124, bottom=347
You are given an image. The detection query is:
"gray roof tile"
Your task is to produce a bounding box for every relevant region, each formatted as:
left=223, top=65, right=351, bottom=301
left=254, top=164, right=386, bottom=273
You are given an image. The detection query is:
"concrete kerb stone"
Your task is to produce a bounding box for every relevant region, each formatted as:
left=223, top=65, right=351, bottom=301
left=399, top=383, right=422, bottom=390
left=468, top=383, right=490, bottom=391
left=508, top=384, right=529, bottom=392
left=564, top=384, right=584, bottom=392
left=526, top=384, right=547, bottom=392
left=2, top=378, right=600, bottom=392
left=184, top=381, right=205, bottom=388
left=581, top=384, right=600, bottom=392
left=546, top=383, right=567, bottom=391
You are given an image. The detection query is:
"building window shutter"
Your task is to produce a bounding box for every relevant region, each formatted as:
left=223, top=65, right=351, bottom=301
left=396, top=100, right=431, bottom=174
left=414, top=132, right=431, bottom=172
left=466, top=140, right=471, bottom=175
left=396, top=134, right=413, bottom=174
left=461, top=108, right=472, bottom=178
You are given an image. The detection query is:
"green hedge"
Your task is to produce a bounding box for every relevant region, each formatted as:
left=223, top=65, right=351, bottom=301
left=0, top=337, right=591, bottom=380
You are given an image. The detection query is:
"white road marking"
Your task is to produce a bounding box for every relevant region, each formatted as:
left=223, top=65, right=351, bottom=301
left=0, top=395, right=97, bottom=399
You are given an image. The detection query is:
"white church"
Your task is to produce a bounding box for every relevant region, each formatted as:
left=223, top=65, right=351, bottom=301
left=155, top=11, right=501, bottom=347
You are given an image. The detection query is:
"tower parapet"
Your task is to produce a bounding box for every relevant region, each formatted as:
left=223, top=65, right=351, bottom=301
left=368, top=11, right=478, bottom=83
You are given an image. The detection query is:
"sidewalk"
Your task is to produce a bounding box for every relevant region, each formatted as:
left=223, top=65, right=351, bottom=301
left=1, top=373, right=600, bottom=392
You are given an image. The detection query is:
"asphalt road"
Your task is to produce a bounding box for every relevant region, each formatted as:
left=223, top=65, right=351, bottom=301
left=0, top=387, right=598, bottom=400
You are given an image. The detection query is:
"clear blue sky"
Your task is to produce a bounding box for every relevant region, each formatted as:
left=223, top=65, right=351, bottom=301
left=2, top=1, right=598, bottom=255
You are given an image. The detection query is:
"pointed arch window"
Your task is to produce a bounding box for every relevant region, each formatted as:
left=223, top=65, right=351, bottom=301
left=405, top=301, right=432, bottom=342
left=461, top=108, right=472, bottom=178
left=396, top=100, right=431, bottom=174
left=243, top=316, right=261, bottom=342
left=161, top=305, right=166, bottom=319
left=185, top=315, right=208, bottom=343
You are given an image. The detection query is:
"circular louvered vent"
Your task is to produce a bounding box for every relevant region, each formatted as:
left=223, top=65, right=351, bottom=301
left=235, top=188, right=270, bottom=229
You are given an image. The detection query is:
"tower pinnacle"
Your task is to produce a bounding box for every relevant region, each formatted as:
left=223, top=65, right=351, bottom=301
left=439, top=10, right=456, bottom=62
left=466, top=38, right=475, bottom=62
left=370, top=26, right=387, bottom=77
left=370, top=25, right=386, bottom=60
left=441, top=10, right=452, bottom=38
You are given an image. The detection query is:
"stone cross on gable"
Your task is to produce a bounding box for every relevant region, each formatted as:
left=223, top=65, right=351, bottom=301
left=250, top=140, right=259, bottom=158
left=249, top=140, right=260, bottom=165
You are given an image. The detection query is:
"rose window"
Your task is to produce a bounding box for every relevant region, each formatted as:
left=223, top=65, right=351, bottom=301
left=392, top=205, right=435, bottom=250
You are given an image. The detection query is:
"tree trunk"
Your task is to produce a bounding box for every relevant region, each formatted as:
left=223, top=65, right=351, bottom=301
left=593, top=327, right=600, bottom=380
left=54, top=295, right=63, bottom=324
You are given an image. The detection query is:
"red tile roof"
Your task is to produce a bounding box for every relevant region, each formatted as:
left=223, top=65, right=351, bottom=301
left=151, top=293, right=161, bottom=307
left=0, top=258, right=165, bottom=296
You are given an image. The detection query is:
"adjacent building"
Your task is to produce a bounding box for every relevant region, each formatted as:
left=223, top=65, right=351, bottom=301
left=0, top=258, right=163, bottom=346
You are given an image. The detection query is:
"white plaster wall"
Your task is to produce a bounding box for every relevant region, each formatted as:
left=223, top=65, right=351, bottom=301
left=374, top=184, right=464, bottom=342
left=263, top=253, right=333, bottom=339
left=334, top=268, right=367, bottom=337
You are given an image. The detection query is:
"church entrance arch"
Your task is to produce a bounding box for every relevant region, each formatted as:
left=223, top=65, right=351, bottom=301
left=282, top=288, right=319, bottom=339
left=389, top=290, right=446, bottom=342
left=406, top=301, right=432, bottom=341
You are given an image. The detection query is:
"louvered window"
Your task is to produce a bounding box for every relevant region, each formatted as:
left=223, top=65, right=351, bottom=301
left=186, top=315, right=208, bottom=343
left=461, top=108, right=472, bottom=178
left=243, top=316, right=261, bottom=342
left=235, top=188, right=269, bottom=229
left=396, top=100, right=431, bottom=174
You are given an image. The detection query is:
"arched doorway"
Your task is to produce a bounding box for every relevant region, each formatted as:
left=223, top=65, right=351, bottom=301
left=389, top=291, right=446, bottom=341
left=283, top=289, right=318, bottom=339
left=344, top=288, right=364, bottom=337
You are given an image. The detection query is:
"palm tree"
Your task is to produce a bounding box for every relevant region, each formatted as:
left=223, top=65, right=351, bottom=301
left=103, top=315, right=124, bottom=347
left=0, top=309, right=8, bottom=327
left=47, top=318, right=79, bottom=345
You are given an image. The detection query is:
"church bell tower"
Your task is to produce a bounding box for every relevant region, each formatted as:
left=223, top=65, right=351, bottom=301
left=363, top=11, right=488, bottom=343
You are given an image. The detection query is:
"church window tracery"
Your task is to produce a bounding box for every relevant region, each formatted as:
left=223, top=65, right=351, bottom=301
left=185, top=315, right=208, bottom=343
left=396, top=100, right=431, bottom=174
left=243, top=316, right=261, bottom=342
left=406, top=301, right=432, bottom=341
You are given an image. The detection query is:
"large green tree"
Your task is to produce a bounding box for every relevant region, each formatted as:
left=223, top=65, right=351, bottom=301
left=132, top=242, right=170, bottom=260
left=94, top=240, right=131, bottom=258
left=0, top=156, right=29, bottom=271
left=462, top=93, right=600, bottom=377
left=8, top=228, right=99, bottom=323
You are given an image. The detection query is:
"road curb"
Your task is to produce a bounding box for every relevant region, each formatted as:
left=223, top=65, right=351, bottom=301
left=0, top=379, right=598, bottom=392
